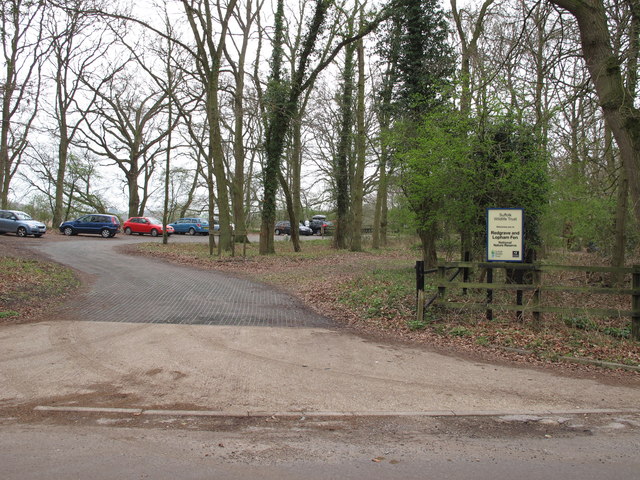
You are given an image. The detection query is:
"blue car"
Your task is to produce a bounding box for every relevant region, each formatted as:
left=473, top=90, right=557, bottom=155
left=169, top=217, right=210, bottom=235
left=59, top=214, right=121, bottom=238
left=0, top=209, right=47, bottom=237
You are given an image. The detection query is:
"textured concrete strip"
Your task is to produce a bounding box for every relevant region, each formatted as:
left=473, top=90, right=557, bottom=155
left=34, top=406, right=640, bottom=417
left=559, top=356, right=640, bottom=372
left=34, top=406, right=143, bottom=414
left=143, top=410, right=233, bottom=417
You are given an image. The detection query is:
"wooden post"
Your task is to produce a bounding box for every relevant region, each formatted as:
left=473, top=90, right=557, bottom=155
left=486, top=267, right=493, bottom=321
left=415, top=261, right=425, bottom=298
left=632, top=265, right=640, bottom=341
left=532, top=266, right=541, bottom=328
left=415, top=261, right=425, bottom=324
left=463, top=251, right=470, bottom=295
left=516, top=267, right=523, bottom=322
left=438, top=264, right=446, bottom=299
left=417, top=289, right=425, bottom=324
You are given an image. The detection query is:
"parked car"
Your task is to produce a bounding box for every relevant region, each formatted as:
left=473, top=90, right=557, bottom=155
left=123, top=217, right=174, bottom=237
left=59, top=214, right=121, bottom=238
left=309, top=215, right=334, bottom=235
left=0, top=209, right=47, bottom=238
left=169, top=217, right=210, bottom=235
left=212, top=217, right=237, bottom=232
left=274, top=220, right=313, bottom=236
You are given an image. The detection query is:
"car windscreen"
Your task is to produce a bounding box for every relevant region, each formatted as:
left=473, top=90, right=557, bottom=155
left=147, top=217, right=162, bottom=225
left=15, top=212, right=32, bottom=220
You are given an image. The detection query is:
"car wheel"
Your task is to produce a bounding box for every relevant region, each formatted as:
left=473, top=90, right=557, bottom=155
left=63, top=227, right=74, bottom=236
left=16, top=227, right=27, bottom=237
left=100, top=228, right=111, bottom=238
left=124, top=227, right=132, bottom=235
left=150, top=229, right=158, bottom=237
left=188, top=227, right=196, bottom=235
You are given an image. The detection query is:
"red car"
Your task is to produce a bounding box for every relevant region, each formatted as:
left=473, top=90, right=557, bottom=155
left=123, top=217, right=174, bottom=237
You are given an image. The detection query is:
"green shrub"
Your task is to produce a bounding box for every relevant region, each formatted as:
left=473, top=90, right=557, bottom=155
left=449, top=326, right=472, bottom=337
left=602, top=326, right=630, bottom=339
left=564, top=316, right=598, bottom=331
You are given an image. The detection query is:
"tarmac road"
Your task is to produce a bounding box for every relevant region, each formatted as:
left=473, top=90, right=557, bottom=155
left=1, top=233, right=639, bottom=478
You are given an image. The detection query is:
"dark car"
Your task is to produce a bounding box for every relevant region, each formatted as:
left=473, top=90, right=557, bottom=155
left=0, top=209, right=47, bottom=237
left=274, top=220, right=313, bottom=236
left=123, top=217, right=174, bottom=237
left=59, top=214, right=120, bottom=238
left=309, top=215, right=334, bottom=235
left=169, top=217, right=210, bottom=235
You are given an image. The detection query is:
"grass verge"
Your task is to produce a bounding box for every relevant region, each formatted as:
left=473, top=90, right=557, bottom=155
left=0, top=256, right=79, bottom=322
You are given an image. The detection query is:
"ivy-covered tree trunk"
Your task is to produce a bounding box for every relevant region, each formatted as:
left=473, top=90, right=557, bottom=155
left=259, top=0, right=286, bottom=255
left=351, top=36, right=366, bottom=252
left=260, top=0, right=331, bottom=255
left=333, top=40, right=356, bottom=250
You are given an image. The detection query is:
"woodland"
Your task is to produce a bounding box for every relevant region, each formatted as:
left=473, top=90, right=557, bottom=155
left=1, top=0, right=639, bottom=265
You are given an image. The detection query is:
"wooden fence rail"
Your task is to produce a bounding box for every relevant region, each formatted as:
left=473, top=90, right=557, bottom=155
left=415, top=261, right=640, bottom=341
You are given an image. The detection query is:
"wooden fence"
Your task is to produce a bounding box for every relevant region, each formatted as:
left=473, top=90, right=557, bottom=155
left=415, top=261, right=640, bottom=341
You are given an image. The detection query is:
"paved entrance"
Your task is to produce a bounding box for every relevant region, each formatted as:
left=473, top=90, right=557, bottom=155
left=39, top=236, right=330, bottom=328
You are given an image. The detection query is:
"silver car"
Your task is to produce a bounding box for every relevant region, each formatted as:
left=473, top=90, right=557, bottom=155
left=0, top=209, right=47, bottom=238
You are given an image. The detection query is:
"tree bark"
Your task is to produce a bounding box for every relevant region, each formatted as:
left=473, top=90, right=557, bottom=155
left=334, top=39, right=356, bottom=250
left=350, top=35, right=366, bottom=252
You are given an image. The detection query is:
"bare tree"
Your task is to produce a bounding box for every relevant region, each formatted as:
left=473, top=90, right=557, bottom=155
left=180, top=0, right=239, bottom=251
left=45, top=0, right=117, bottom=225
left=222, top=0, right=264, bottom=241
left=547, top=0, right=640, bottom=225
left=79, top=67, right=170, bottom=218
left=0, top=0, right=46, bottom=207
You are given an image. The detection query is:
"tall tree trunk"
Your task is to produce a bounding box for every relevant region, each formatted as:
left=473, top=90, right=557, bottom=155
left=53, top=130, right=69, bottom=226
left=259, top=0, right=286, bottom=255
left=418, top=226, right=438, bottom=267
left=208, top=74, right=233, bottom=250
left=351, top=36, right=366, bottom=252
left=290, top=110, right=304, bottom=223
left=371, top=149, right=387, bottom=249
left=127, top=167, right=140, bottom=218
left=162, top=47, right=174, bottom=245
left=612, top=167, right=628, bottom=266
left=279, top=171, right=301, bottom=252
left=334, top=40, right=356, bottom=250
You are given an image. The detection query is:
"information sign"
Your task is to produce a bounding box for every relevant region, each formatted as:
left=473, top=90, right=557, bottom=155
left=487, top=208, right=524, bottom=262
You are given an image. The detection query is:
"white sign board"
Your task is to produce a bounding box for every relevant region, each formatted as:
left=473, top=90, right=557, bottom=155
left=487, top=208, right=523, bottom=262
